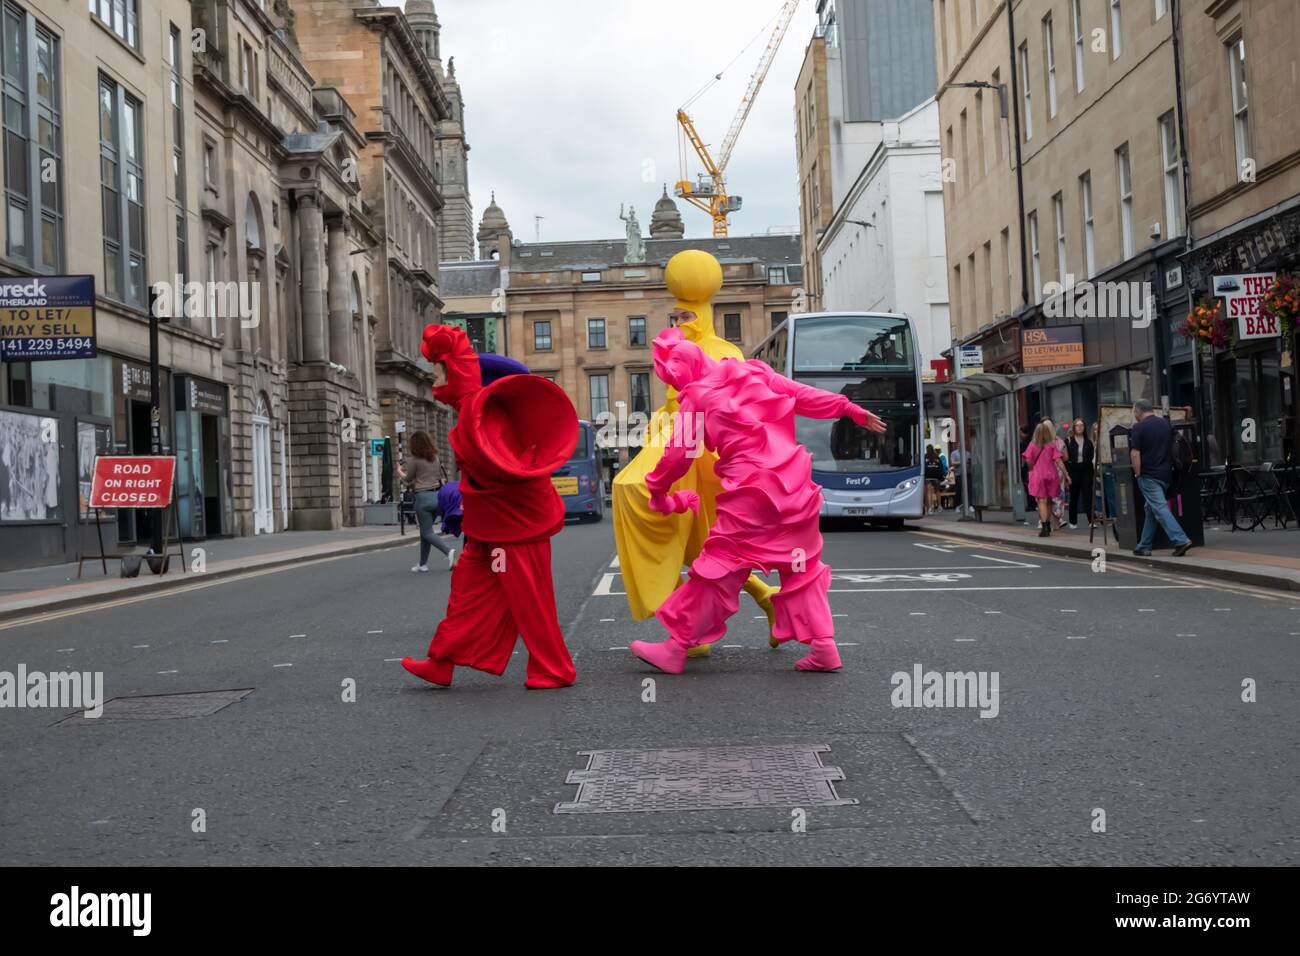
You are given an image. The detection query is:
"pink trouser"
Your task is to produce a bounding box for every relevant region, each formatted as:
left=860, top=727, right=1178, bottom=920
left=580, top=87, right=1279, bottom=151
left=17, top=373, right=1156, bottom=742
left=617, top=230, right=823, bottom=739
left=655, top=561, right=834, bottom=648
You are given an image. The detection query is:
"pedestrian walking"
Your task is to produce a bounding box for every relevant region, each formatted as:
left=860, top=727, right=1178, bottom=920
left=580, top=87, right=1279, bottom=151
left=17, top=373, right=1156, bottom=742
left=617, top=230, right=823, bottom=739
left=1066, top=418, right=1095, bottom=529
left=1023, top=420, right=1070, bottom=537
left=1129, top=399, right=1192, bottom=557
left=398, top=430, right=454, bottom=572
left=924, top=445, right=945, bottom=514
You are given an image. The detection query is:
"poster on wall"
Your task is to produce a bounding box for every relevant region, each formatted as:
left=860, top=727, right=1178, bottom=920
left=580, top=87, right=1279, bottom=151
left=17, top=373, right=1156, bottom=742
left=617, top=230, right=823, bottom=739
left=0, top=275, right=97, bottom=361
left=0, top=409, right=61, bottom=521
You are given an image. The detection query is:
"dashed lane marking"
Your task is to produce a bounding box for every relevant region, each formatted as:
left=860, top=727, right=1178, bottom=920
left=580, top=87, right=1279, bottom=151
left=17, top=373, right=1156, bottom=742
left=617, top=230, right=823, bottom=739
left=273, top=663, right=293, bottom=668
left=157, top=670, right=178, bottom=674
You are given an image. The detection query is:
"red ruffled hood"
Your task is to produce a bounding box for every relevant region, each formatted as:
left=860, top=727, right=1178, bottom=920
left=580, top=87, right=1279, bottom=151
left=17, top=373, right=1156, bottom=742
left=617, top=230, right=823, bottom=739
left=421, top=324, right=481, bottom=409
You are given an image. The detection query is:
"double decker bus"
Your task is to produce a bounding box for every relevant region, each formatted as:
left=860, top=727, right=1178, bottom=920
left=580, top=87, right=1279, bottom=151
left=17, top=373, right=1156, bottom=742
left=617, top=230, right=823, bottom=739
left=753, top=312, right=923, bottom=526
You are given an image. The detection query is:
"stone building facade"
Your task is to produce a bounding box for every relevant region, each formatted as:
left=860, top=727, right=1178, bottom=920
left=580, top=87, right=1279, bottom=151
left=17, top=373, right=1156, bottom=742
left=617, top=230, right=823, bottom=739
left=192, top=0, right=382, bottom=534
left=287, top=0, right=453, bottom=466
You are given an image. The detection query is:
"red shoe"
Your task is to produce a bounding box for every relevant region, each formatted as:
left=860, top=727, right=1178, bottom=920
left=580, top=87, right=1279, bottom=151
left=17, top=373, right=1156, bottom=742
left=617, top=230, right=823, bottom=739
left=401, top=656, right=453, bottom=686
left=794, top=639, right=842, bottom=672
left=629, top=639, right=688, bottom=675
left=524, top=673, right=575, bottom=690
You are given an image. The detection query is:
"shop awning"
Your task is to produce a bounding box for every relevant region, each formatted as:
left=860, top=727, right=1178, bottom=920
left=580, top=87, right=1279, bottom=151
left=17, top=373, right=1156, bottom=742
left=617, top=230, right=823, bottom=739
left=923, top=366, right=1104, bottom=404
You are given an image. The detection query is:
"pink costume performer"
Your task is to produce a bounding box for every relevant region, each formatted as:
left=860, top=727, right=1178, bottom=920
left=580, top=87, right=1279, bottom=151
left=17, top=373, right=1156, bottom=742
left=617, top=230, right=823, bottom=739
left=629, top=328, right=886, bottom=675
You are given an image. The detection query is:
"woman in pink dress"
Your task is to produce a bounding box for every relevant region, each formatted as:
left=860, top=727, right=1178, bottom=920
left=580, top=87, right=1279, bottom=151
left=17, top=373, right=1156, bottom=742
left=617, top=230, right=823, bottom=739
left=1023, top=420, right=1071, bottom=537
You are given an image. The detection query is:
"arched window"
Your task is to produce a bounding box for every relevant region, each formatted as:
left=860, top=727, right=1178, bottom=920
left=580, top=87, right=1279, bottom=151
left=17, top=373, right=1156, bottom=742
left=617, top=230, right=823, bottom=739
left=245, top=195, right=262, bottom=251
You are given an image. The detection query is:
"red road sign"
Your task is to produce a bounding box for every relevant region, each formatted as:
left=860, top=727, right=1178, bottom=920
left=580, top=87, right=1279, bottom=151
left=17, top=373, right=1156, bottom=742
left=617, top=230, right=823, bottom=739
left=89, top=456, right=176, bottom=509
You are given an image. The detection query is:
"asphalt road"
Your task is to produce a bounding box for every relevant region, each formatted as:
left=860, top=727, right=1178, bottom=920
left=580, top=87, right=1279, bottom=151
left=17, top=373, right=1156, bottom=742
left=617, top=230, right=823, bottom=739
left=1, top=518, right=1296, bottom=866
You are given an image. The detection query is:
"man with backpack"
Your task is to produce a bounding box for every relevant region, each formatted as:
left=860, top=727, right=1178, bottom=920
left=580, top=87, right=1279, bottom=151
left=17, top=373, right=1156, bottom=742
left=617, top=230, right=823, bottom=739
left=1129, top=399, right=1192, bottom=557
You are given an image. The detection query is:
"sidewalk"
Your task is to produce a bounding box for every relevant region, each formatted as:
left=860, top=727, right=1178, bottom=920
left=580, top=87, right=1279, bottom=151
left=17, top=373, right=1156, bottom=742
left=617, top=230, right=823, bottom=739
left=920, top=508, right=1300, bottom=592
left=0, top=526, right=418, bottom=622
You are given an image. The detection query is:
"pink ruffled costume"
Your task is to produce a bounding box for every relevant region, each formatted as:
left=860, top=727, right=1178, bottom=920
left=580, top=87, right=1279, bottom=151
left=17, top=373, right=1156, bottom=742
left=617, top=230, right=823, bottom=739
left=629, top=328, right=875, bottom=674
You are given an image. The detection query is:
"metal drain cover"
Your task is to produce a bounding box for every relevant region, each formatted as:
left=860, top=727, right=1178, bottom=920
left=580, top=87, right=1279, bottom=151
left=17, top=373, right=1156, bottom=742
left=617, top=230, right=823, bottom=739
left=555, top=743, right=858, bottom=814
left=55, top=689, right=254, bottom=724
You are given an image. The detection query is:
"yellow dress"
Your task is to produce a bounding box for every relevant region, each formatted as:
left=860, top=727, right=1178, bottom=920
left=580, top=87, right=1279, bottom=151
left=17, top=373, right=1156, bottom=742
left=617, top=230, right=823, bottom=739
left=613, top=251, right=777, bottom=644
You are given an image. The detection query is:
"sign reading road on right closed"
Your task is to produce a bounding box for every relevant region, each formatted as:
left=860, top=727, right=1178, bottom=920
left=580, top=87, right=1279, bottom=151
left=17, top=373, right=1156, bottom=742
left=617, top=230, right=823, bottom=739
left=89, top=457, right=177, bottom=509
left=1214, top=272, right=1279, bottom=340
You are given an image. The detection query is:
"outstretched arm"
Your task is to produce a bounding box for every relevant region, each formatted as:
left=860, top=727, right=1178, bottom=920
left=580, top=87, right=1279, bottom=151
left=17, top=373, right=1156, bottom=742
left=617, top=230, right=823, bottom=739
left=645, top=398, right=702, bottom=515
left=765, top=367, right=887, bottom=432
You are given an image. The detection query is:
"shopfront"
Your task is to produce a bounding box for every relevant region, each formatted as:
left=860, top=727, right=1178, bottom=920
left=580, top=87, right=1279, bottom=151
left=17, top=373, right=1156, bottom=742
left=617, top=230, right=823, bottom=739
left=174, top=375, right=233, bottom=539
left=1182, top=207, right=1300, bottom=468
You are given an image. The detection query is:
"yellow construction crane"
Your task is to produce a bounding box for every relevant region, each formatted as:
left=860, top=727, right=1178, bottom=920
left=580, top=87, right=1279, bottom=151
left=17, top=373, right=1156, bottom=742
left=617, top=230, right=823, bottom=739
left=676, top=0, right=801, bottom=237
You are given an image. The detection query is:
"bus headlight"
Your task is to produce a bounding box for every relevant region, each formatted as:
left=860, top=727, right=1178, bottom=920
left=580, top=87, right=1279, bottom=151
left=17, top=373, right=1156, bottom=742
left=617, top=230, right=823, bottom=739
left=895, top=477, right=920, bottom=495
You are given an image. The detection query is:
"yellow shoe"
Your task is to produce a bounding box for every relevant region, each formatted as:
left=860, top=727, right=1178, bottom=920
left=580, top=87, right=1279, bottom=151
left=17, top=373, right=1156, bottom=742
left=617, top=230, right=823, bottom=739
left=687, top=643, right=712, bottom=659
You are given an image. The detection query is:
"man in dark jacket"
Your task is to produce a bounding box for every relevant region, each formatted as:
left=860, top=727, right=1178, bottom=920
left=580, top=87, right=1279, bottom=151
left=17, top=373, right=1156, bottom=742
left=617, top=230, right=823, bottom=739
left=1129, top=399, right=1192, bottom=557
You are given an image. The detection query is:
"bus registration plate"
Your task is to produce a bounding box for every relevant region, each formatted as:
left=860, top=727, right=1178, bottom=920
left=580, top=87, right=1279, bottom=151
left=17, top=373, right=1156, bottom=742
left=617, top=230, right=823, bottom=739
left=552, top=476, right=579, bottom=496
left=844, top=507, right=873, bottom=516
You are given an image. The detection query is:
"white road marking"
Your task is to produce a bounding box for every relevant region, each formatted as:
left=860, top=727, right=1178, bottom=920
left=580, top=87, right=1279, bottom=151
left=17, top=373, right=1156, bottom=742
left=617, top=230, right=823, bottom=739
left=1060, top=609, right=1078, bottom=613
left=1138, top=609, right=1155, bottom=612
left=610, top=555, right=620, bottom=568
left=1176, top=634, right=1197, bottom=637
left=599, top=618, right=616, bottom=623
left=831, top=584, right=1201, bottom=593
left=1214, top=608, right=1231, bottom=612
left=133, top=644, right=150, bottom=649
left=914, top=543, right=956, bottom=554
left=971, top=554, right=1040, bottom=568
left=722, top=644, right=744, bottom=648
left=832, top=614, right=848, bottom=618
left=290, top=634, right=307, bottom=639
left=274, top=663, right=293, bottom=668
left=984, top=611, right=1002, bottom=615
left=608, top=646, right=628, bottom=651
left=954, top=638, right=975, bottom=642
left=56, top=648, right=74, bottom=653
left=832, top=565, right=1033, bottom=572
left=385, top=658, right=401, bottom=662
left=838, top=642, right=859, bottom=646
left=909, top=612, right=927, bottom=616
left=211, top=640, right=228, bottom=644
left=367, top=630, right=383, bottom=634
left=753, top=615, right=766, bottom=619
left=157, top=670, right=178, bottom=674
left=593, top=572, right=622, bottom=596
left=1066, top=636, right=1088, bottom=640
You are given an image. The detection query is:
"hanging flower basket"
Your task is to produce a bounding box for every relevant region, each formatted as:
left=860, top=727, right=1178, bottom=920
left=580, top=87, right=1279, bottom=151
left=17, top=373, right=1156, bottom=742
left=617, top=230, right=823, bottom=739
left=1261, top=272, right=1299, bottom=341
left=1175, top=299, right=1232, bottom=353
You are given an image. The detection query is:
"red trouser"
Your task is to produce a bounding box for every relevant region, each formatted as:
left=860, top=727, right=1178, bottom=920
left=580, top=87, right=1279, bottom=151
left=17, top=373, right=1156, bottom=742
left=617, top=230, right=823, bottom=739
left=426, top=537, right=576, bottom=685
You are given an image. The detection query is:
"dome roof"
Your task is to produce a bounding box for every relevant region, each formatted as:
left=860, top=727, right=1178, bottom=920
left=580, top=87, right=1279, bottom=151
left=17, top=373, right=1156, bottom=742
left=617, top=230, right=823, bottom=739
left=479, top=192, right=509, bottom=232
left=405, top=1, right=436, bottom=16
left=650, top=185, right=685, bottom=239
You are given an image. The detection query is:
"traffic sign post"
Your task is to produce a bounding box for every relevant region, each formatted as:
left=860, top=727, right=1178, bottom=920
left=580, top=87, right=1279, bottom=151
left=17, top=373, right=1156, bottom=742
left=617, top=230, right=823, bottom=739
left=79, top=456, right=186, bottom=579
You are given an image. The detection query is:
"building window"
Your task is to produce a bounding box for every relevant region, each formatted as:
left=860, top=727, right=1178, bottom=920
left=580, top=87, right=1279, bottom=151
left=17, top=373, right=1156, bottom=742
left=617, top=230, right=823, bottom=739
left=1000, top=227, right=1012, bottom=313
left=170, top=26, right=188, bottom=288
left=1071, top=0, right=1085, bottom=93
left=89, top=0, right=138, bottom=50
left=1028, top=211, right=1041, bottom=303
left=1228, top=37, right=1249, bottom=174
left=581, top=271, right=601, bottom=283
left=1109, top=0, right=1122, bottom=60
left=1159, top=112, right=1181, bottom=240
left=205, top=243, right=220, bottom=337
left=630, top=372, right=651, bottom=415
left=589, top=374, right=609, bottom=421
left=1155, top=0, right=1168, bottom=19
left=975, top=90, right=987, bottom=176
left=1116, top=143, right=1134, bottom=258
left=2, top=5, right=62, bottom=272
left=628, top=316, right=647, bottom=348
left=724, top=313, right=742, bottom=343
left=587, top=318, right=606, bottom=349
left=1051, top=193, right=1067, bottom=283
left=1043, top=13, right=1058, bottom=119
left=99, top=74, right=146, bottom=309
left=771, top=311, right=788, bottom=331
left=533, top=320, right=552, bottom=351
left=1079, top=172, right=1096, bottom=277
left=1019, top=41, right=1033, bottom=141
left=767, top=266, right=787, bottom=285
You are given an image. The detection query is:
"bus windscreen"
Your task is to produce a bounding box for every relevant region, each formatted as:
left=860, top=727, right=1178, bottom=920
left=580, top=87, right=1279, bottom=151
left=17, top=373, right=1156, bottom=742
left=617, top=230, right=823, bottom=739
left=793, top=376, right=919, bottom=474
left=793, top=315, right=915, bottom=373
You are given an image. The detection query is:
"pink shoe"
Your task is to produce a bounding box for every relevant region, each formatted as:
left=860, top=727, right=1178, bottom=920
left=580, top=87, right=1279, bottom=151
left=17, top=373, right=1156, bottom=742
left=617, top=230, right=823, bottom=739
left=629, top=639, right=688, bottom=675
left=401, top=656, right=453, bottom=686
left=794, top=639, right=842, bottom=672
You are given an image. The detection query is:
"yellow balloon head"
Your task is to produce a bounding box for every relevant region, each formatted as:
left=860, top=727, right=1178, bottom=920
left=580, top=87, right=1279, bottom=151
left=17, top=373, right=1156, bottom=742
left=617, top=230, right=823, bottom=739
left=665, top=250, right=723, bottom=335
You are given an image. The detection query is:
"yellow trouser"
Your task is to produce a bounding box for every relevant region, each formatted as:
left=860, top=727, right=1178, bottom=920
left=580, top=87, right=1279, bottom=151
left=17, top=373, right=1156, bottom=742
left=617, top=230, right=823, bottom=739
left=613, top=412, right=775, bottom=620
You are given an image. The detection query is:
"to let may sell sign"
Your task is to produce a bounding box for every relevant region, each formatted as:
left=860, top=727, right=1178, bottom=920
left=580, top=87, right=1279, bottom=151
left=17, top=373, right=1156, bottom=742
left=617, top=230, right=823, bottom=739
left=0, top=274, right=97, bottom=360
left=89, top=457, right=176, bottom=509
left=1214, top=273, right=1279, bottom=340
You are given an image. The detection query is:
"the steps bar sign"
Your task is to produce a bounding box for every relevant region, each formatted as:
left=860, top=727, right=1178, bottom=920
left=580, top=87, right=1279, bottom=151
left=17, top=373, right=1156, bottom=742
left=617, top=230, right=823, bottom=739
left=0, top=274, right=97, bottom=361
left=1213, top=273, right=1278, bottom=340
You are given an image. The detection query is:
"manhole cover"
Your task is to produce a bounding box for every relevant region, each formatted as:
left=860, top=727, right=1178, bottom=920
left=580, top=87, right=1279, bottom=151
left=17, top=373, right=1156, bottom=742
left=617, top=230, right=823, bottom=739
left=55, top=689, right=254, bottom=724
left=554, top=743, right=858, bottom=814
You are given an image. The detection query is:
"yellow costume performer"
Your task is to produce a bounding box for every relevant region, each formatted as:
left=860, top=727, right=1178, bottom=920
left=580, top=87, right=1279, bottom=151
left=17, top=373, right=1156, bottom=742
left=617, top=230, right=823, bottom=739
left=613, top=250, right=778, bottom=651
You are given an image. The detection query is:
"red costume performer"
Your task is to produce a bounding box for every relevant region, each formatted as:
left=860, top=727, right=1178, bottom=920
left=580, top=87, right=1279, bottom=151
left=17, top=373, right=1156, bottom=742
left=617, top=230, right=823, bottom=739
left=401, top=325, right=578, bottom=690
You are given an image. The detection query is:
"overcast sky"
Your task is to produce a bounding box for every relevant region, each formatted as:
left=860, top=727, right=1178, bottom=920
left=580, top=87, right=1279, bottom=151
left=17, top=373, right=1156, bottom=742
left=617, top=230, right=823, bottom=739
left=409, top=0, right=818, bottom=246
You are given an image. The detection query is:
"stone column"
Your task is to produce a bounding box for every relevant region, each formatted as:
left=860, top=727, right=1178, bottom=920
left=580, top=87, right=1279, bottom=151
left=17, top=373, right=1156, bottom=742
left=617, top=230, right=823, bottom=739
left=297, top=193, right=327, bottom=363
left=328, top=217, right=352, bottom=369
